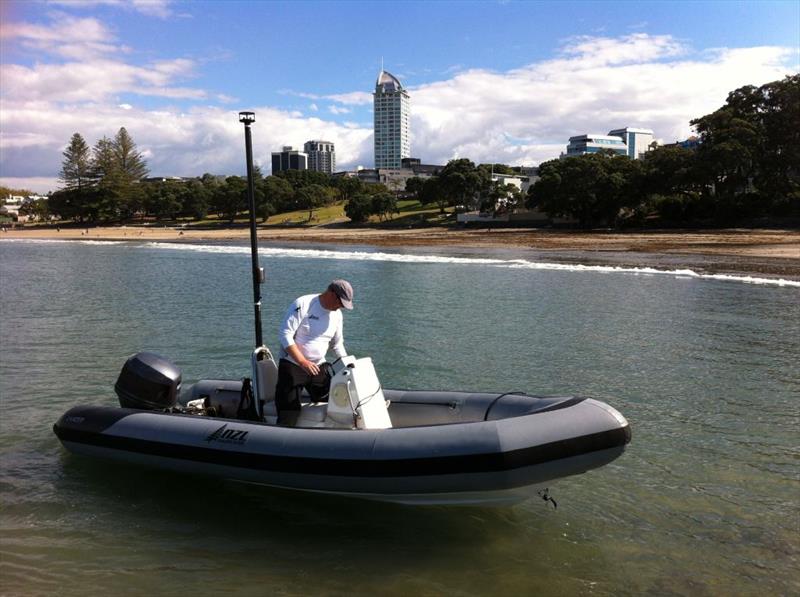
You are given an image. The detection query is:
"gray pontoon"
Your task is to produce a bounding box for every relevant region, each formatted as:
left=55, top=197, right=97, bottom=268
left=53, top=350, right=630, bottom=505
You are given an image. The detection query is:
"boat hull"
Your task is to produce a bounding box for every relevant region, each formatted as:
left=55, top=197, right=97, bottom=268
left=54, top=392, right=630, bottom=506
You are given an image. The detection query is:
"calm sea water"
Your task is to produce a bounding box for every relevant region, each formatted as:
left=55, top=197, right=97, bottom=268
left=1, top=239, right=798, bottom=596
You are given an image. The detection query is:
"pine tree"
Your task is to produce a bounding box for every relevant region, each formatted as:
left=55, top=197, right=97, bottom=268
left=59, top=133, right=92, bottom=191
left=90, top=136, right=117, bottom=186
left=112, top=127, right=149, bottom=182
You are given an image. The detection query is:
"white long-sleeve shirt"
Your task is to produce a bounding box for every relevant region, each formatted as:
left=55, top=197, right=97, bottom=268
left=279, top=294, right=346, bottom=364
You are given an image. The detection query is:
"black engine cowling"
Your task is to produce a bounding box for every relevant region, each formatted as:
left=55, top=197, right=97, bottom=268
left=114, top=352, right=181, bottom=410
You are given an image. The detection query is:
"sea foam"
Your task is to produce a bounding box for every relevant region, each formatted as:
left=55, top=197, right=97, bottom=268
left=141, top=241, right=800, bottom=288
left=3, top=238, right=798, bottom=287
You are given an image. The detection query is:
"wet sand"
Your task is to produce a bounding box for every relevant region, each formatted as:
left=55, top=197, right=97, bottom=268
left=4, top=225, right=800, bottom=279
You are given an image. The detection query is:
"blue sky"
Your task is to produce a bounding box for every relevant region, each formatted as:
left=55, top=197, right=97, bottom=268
left=1, top=0, right=798, bottom=192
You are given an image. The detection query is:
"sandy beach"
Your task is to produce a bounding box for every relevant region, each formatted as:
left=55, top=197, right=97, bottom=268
left=4, top=225, right=800, bottom=279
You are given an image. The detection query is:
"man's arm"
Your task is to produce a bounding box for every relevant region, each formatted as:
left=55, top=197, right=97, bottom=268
left=330, top=316, right=346, bottom=359
left=279, top=299, right=320, bottom=375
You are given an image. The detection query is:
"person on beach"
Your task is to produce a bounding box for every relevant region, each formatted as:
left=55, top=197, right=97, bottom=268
left=275, top=279, right=354, bottom=424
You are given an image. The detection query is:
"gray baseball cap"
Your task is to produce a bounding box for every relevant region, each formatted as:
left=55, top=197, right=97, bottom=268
left=329, top=279, right=354, bottom=310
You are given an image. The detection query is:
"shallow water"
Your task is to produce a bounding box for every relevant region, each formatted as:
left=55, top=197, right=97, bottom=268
left=1, top=239, right=798, bottom=595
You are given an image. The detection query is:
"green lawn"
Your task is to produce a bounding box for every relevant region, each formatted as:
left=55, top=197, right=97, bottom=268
left=16, top=200, right=456, bottom=230
left=259, top=199, right=455, bottom=228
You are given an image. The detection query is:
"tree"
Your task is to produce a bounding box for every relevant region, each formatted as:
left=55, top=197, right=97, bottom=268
left=333, top=176, right=364, bottom=202
left=213, top=176, right=246, bottom=223
left=275, top=169, right=331, bottom=189
left=89, top=136, right=124, bottom=221
left=528, top=153, right=644, bottom=228
left=417, top=177, right=440, bottom=208
left=262, top=175, right=294, bottom=217
left=690, top=74, right=800, bottom=219
left=0, top=186, right=34, bottom=199
left=48, top=186, right=103, bottom=223
left=481, top=182, right=521, bottom=214
left=345, top=193, right=373, bottom=223
left=59, top=133, right=92, bottom=191
left=438, top=159, right=485, bottom=212
left=478, top=163, right=514, bottom=175
left=178, top=180, right=211, bottom=220
left=642, top=146, right=706, bottom=223
left=370, top=192, right=398, bottom=221
left=404, top=176, right=426, bottom=197
left=295, top=184, right=328, bottom=221
left=20, top=197, right=50, bottom=221
left=144, top=180, right=182, bottom=221
left=112, top=127, right=149, bottom=181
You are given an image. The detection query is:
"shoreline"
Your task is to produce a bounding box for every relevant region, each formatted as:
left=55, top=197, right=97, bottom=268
left=3, top=225, right=800, bottom=279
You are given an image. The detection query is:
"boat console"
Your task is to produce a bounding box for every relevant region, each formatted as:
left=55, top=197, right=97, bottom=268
left=298, top=356, right=392, bottom=429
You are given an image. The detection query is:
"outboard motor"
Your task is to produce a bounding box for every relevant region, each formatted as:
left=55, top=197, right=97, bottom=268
left=114, top=352, right=181, bottom=410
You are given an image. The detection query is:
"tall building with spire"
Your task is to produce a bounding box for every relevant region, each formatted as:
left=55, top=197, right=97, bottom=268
left=373, top=70, right=410, bottom=169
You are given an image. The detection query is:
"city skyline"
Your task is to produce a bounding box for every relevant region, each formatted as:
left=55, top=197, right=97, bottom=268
left=1, top=0, right=798, bottom=193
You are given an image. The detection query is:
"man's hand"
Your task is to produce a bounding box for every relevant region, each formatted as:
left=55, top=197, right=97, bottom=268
left=287, top=344, right=320, bottom=376
left=300, top=360, right=320, bottom=376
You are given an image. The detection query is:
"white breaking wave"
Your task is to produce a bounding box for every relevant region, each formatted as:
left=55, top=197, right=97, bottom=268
left=138, top=241, right=800, bottom=288
left=3, top=238, right=798, bottom=288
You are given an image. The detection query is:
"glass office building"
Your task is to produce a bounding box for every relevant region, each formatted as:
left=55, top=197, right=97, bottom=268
left=565, top=134, right=629, bottom=157
left=608, top=127, right=654, bottom=160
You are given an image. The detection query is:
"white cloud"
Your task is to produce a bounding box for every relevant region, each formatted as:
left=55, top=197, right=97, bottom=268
left=328, top=105, right=351, bottom=115
left=560, top=33, right=686, bottom=66
left=49, top=0, right=176, bottom=19
left=408, top=36, right=796, bottom=166
left=0, top=103, right=372, bottom=192
left=0, top=14, right=123, bottom=60
left=1, top=31, right=797, bottom=194
left=281, top=89, right=373, bottom=106
left=0, top=59, right=205, bottom=102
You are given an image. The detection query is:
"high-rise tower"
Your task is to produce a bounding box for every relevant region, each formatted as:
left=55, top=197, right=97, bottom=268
left=304, top=140, right=336, bottom=174
left=373, top=70, right=410, bottom=169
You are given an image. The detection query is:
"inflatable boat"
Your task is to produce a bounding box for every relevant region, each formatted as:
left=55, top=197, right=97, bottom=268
left=52, top=112, right=631, bottom=506
left=53, top=351, right=631, bottom=505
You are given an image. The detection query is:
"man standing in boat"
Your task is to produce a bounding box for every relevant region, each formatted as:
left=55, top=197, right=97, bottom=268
left=275, top=279, right=354, bottom=424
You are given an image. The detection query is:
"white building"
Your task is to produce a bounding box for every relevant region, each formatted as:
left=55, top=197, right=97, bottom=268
left=304, top=140, right=336, bottom=174
left=608, top=127, right=654, bottom=160
left=565, top=134, right=629, bottom=157
left=373, top=70, right=410, bottom=169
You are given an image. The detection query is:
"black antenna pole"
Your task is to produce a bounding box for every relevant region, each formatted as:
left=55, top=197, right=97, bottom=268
left=239, top=111, right=263, bottom=348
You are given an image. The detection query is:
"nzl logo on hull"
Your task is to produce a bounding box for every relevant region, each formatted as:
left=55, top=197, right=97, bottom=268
left=205, top=424, right=249, bottom=445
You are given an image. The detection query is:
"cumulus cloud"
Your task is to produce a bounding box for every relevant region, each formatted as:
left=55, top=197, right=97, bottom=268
left=1, top=28, right=797, bottom=193
left=409, top=35, right=796, bottom=166
left=0, top=102, right=372, bottom=186
left=1, top=15, right=205, bottom=102
left=49, top=0, right=176, bottom=20
left=281, top=89, right=373, bottom=106
left=0, top=13, right=123, bottom=60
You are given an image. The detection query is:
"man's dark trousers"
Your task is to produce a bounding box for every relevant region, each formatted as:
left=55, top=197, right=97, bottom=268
left=275, top=358, right=331, bottom=423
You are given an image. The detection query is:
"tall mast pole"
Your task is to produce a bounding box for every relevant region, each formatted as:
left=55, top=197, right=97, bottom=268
left=239, top=111, right=263, bottom=348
